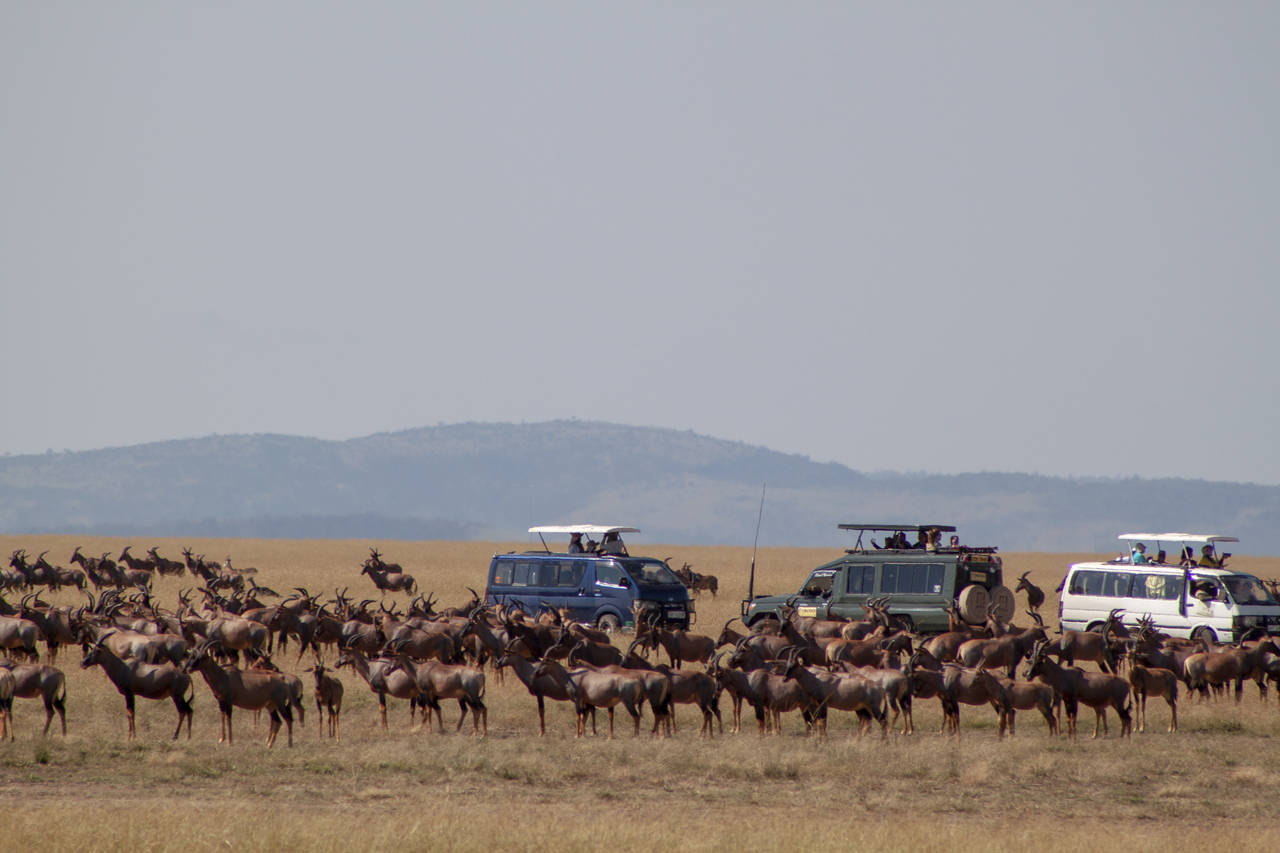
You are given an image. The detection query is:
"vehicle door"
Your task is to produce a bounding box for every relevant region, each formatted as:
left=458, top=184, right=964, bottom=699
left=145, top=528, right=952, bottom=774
left=830, top=563, right=876, bottom=620
left=591, top=559, right=633, bottom=624
left=1184, top=574, right=1234, bottom=638
left=792, top=568, right=838, bottom=621
left=1122, top=570, right=1182, bottom=632
left=555, top=559, right=593, bottom=622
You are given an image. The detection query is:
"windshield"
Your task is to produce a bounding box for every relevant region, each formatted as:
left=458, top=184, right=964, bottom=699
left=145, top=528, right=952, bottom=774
left=620, top=559, right=682, bottom=587
left=801, top=570, right=836, bottom=597
left=1221, top=574, right=1275, bottom=605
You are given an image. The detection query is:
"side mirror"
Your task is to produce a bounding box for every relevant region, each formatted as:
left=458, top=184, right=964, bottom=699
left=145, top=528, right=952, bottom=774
left=619, top=577, right=631, bottom=588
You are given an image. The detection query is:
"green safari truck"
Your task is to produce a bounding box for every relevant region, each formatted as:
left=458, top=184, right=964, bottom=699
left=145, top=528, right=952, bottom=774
left=740, top=523, right=1015, bottom=633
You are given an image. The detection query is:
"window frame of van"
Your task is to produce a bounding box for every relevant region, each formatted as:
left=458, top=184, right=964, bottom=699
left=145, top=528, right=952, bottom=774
left=1067, top=567, right=1186, bottom=602
left=510, top=560, right=536, bottom=588
left=594, top=560, right=628, bottom=588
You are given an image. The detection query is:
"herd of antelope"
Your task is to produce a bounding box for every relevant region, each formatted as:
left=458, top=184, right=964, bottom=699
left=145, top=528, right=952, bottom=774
left=1, top=545, right=1278, bottom=747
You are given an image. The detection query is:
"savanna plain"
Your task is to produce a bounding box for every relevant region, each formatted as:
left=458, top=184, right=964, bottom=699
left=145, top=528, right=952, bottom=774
left=2, top=535, right=1279, bottom=852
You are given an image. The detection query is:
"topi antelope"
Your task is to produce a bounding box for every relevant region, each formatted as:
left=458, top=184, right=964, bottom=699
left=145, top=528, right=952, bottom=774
left=309, top=664, right=343, bottom=740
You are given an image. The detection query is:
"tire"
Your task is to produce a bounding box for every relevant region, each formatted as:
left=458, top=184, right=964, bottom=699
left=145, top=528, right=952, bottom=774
left=892, top=614, right=915, bottom=633
left=957, top=584, right=990, bottom=624
left=597, top=613, right=621, bottom=635
left=1191, top=626, right=1217, bottom=645
left=990, top=585, right=1016, bottom=624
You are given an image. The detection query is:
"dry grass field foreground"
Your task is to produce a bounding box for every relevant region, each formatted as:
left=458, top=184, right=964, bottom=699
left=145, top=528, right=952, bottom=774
left=3, top=534, right=1280, bottom=851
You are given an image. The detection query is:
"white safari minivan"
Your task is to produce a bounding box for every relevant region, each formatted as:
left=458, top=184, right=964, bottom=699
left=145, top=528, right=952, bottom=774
left=1059, top=533, right=1280, bottom=644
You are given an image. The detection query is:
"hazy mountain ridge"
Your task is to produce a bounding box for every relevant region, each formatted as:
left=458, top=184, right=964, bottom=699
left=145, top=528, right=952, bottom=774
left=1, top=421, right=1277, bottom=554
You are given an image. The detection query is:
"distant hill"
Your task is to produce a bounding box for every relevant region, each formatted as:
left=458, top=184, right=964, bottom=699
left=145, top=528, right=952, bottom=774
left=2, top=420, right=1278, bottom=554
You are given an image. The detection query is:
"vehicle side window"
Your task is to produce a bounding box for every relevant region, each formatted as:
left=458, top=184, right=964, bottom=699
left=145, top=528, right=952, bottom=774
left=845, top=565, right=875, bottom=595
left=1131, top=573, right=1180, bottom=600
left=897, top=564, right=921, bottom=594
left=558, top=561, right=585, bottom=588
left=879, top=563, right=936, bottom=594
left=881, top=564, right=898, bottom=594
left=491, top=560, right=512, bottom=586
left=511, top=561, right=533, bottom=587
left=1069, top=570, right=1104, bottom=596
left=1103, top=572, right=1131, bottom=598
left=595, top=562, right=625, bottom=586
left=535, top=562, right=558, bottom=587
left=927, top=564, right=944, bottom=594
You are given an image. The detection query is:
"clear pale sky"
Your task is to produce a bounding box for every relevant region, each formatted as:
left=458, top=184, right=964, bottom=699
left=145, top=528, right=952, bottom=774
left=3, top=3, right=1277, bottom=484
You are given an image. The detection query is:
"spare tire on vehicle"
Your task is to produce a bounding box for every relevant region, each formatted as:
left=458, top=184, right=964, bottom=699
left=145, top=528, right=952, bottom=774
left=957, top=584, right=990, bottom=624
left=990, top=584, right=1016, bottom=624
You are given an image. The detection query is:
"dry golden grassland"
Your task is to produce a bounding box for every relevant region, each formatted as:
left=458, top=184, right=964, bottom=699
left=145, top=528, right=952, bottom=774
left=3, top=535, right=1280, bottom=851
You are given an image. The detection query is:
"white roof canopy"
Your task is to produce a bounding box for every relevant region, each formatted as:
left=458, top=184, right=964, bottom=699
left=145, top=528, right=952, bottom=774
left=528, top=525, right=640, bottom=536
left=1118, top=533, right=1239, bottom=545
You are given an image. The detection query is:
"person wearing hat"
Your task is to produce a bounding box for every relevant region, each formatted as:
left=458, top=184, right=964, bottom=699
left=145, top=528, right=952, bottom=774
left=568, top=532, right=586, bottom=554
left=598, top=531, right=627, bottom=555
left=1198, top=545, right=1224, bottom=568
left=1131, top=542, right=1150, bottom=564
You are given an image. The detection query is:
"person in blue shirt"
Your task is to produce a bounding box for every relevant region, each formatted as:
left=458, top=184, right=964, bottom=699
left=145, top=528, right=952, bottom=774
left=1132, top=542, right=1150, bottom=564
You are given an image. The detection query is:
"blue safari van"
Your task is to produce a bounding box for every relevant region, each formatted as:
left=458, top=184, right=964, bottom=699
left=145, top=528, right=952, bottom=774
left=484, top=525, right=693, bottom=632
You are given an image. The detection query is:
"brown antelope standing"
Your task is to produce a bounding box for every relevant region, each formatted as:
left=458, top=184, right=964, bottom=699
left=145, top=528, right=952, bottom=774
left=940, top=664, right=1010, bottom=737
left=633, top=608, right=716, bottom=668
left=334, top=648, right=423, bottom=730
left=0, top=659, right=67, bottom=736
left=1016, top=571, right=1046, bottom=614
left=1125, top=649, right=1178, bottom=732
left=394, top=656, right=488, bottom=736
left=0, top=607, right=42, bottom=662
left=361, top=548, right=417, bottom=594
left=80, top=641, right=194, bottom=740
left=498, top=644, right=577, bottom=735
left=709, top=650, right=764, bottom=735
left=540, top=662, right=646, bottom=738
left=309, top=664, right=343, bottom=740
left=1044, top=609, right=1123, bottom=673
left=781, top=651, right=887, bottom=738
left=1026, top=640, right=1132, bottom=739
left=184, top=640, right=294, bottom=747
left=991, top=674, right=1060, bottom=736
left=956, top=612, right=1047, bottom=678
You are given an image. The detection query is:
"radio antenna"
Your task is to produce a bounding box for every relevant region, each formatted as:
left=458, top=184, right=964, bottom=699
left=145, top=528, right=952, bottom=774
left=747, top=483, right=766, bottom=603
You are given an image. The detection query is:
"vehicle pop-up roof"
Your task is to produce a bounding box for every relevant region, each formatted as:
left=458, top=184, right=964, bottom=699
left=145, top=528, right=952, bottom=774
left=1117, top=532, right=1238, bottom=563
left=837, top=523, right=967, bottom=553
left=527, top=525, right=640, bottom=553
left=1118, top=533, right=1238, bottom=546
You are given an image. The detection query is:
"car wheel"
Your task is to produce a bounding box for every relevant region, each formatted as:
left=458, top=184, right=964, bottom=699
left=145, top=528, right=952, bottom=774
left=597, top=613, right=621, bottom=635
left=893, top=614, right=915, bottom=633
left=957, top=584, right=990, bottom=624
left=1191, top=626, right=1217, bottom=645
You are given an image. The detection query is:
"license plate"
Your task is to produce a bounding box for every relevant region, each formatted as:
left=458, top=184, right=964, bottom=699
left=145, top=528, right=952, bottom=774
left=798, top=606, right=818, bottom=617
left=666, top=610, right=685, bottom=620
